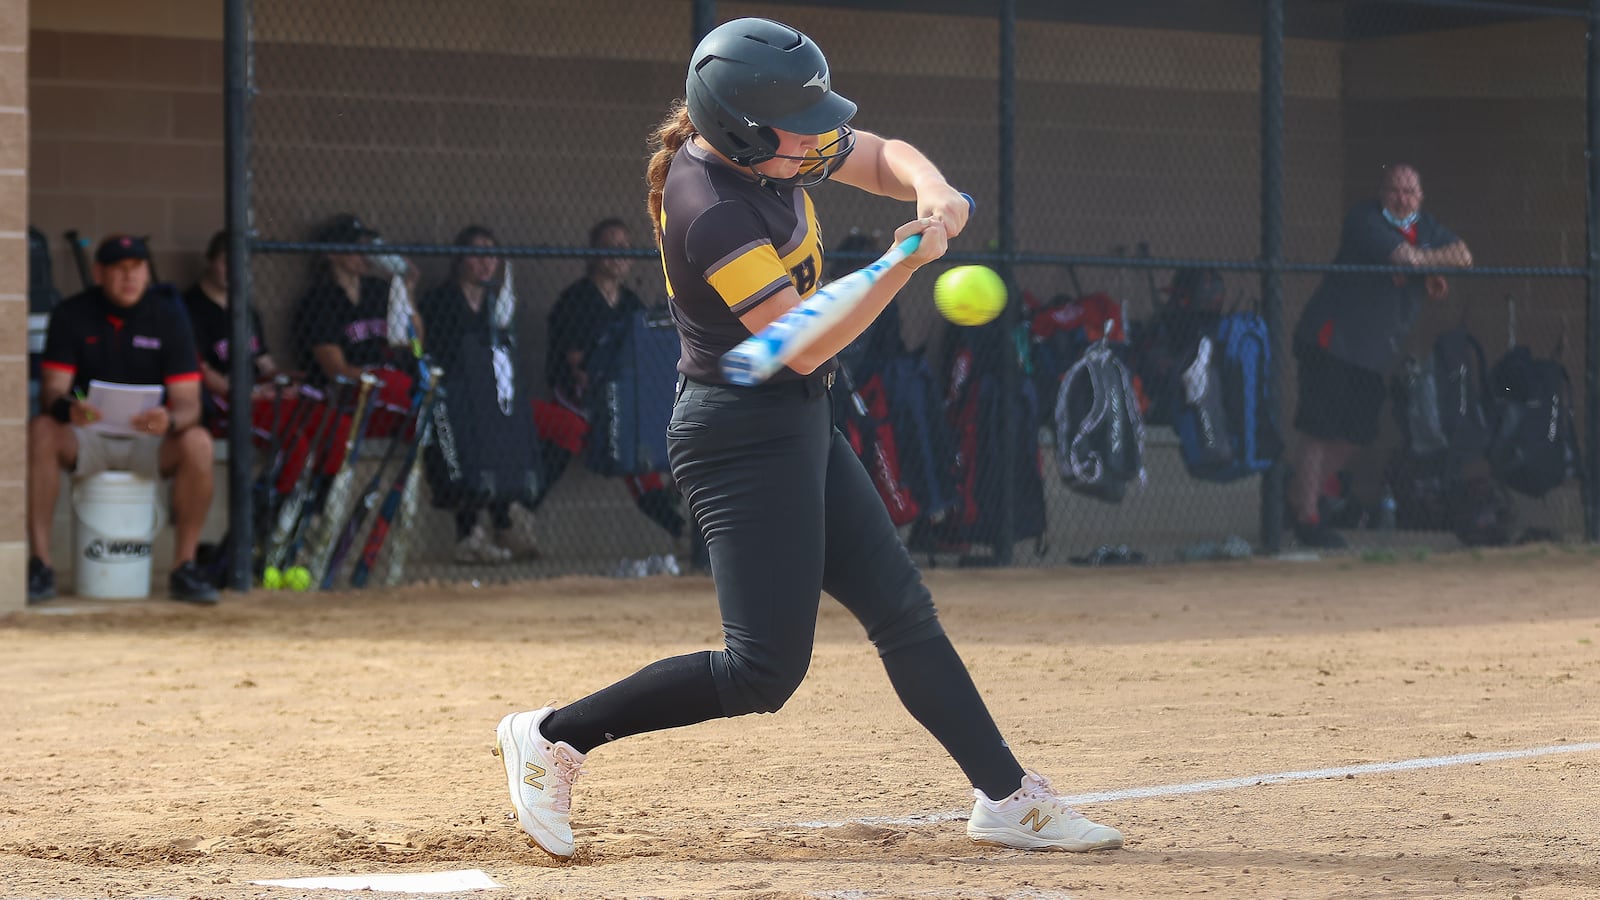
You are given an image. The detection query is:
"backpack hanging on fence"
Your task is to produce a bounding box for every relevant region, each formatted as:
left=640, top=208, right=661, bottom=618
left=880, top=351, right=958, bottom=522
left=585, top=307, right=679, bottom=476
left=1487, top=343, right=1580, bottom=498
left=1171, top=310, right=1281, bottom=482
left=837, top=366, right=920, bottom=527
left=1055, top=331, right=1145, bottom=503
left=919, top=322, right=1047, bottom=556
left=1026, top=291, right=1135, bottom=427
left=1392, top=325, right=1492, bottom=472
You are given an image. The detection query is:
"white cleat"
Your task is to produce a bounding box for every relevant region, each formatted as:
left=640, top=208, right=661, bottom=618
left=493, top=707, right=586, bottom=857
left=967, top=770, right=1123, bottom=852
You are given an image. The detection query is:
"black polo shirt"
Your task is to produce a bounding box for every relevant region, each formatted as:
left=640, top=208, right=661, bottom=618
left=182, top=283, right=269, bottom=376
left=40, top=287, right=201, bottom=396
left=292, top=275, right=393, bottom=384
left=1294, top=199, right=1463, bottom=374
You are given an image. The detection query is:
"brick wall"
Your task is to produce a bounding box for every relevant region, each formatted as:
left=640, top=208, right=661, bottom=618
left=28, top=23, right=223, bottom=292
left=1, top=0, right=24, bottom=611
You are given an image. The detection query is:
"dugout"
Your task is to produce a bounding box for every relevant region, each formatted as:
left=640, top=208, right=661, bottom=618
left=15, top=0, right=1600, bottom=602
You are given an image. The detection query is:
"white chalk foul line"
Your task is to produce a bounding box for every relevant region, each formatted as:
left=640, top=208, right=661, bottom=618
left=793, top=740, right=1600, bottom=829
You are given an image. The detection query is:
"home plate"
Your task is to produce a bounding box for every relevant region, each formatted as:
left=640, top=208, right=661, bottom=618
left=253, top=868, right=501, bottom=892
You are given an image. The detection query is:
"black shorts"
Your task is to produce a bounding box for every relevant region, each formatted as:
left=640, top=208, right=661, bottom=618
left=1293, top=342, right=1386, bottom=446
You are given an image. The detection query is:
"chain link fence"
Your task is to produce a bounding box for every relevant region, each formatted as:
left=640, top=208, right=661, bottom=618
left=228, top=0, right=1597, bottom=589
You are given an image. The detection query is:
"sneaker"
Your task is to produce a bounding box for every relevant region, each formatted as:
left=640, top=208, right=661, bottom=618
left=1293, top=519, right=1348, bottom=549
left=455, top=525, right=513, bottom=564
left=610, top=557, right=649, bottom=579
left=493, top=707, right=586, bottom=857
left=493, top=504, right=542, bottom=560
left=27, top=557, right=55, bottom=604
left=644, top=554, right=680, bottom=576
left=168, top=561, right=220, bottom=605
left=967, top=770, right=1123, bottom=852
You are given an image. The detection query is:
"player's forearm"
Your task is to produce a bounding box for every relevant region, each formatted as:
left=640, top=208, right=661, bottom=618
left=838, top=131, right=942, bottom=202
left=787, top=268, right=913, bottom=374
left=876, top=138, right=946, bottom=202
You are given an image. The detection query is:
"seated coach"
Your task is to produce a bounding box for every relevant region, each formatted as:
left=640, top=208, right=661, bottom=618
left=27, top=235, right=218, bottom=604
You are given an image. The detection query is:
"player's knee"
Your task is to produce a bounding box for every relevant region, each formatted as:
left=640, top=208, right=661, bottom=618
left=170, top=427, right=214, bottom=473
left=179, top=425, right=214, bottom=459
left=866, top=602, right=945, bottom=657
left=722, top=656, right=809, bottom=716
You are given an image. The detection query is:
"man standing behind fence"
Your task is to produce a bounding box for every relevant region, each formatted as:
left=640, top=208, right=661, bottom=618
left=1288, top=163, right=1473, bottom=548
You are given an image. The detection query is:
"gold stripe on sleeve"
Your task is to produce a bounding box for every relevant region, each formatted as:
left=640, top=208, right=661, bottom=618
left=706, top=242, right=788, bottom=311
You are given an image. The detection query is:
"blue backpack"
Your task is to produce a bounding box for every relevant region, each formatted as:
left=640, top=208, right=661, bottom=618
left=1172, top=311, right=1282, bottom=482
left=584, top=307, right=679, bottom=476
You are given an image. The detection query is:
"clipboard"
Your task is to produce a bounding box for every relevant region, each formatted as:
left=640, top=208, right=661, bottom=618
left=86, top=380, right=165, bottom=436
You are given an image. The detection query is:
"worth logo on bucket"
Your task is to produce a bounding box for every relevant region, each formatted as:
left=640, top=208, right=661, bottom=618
left=84, top=538, right=154, bottom=562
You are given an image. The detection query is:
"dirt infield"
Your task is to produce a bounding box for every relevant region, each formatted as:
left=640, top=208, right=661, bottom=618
left=2, top=549, right=1597, bottom=899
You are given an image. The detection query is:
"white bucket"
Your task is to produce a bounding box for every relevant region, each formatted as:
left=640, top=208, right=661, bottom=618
left=72, top=472, right=165, bottom=600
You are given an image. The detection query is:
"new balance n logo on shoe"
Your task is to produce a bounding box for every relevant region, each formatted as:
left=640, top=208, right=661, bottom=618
left=1019, top=807, right=1054, bottom=833
left=524, top=762, right=546, bottom=790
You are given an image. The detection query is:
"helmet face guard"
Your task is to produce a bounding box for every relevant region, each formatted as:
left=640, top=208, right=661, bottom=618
left=686, top=18, right=857, bottom=181
left=761, top=126, right=856, bottom=189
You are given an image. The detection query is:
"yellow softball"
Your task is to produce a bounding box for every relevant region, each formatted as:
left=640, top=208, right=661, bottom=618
left=284, top=566, right=312, bottom=592
left=934, top=265, right=1007, bottom=326
left=261, top=566, right=283, bottom=590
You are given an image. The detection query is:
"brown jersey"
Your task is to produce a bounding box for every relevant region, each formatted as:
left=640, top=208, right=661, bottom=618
left=658, top=139, right=831, bottom=384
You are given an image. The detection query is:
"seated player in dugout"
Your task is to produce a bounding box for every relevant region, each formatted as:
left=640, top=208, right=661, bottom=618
left=180, top=229, right=286, bottom=439
left=28, top=235, right=219, bottom=605
left=287, top=214, right=420, bottom=483
left=535, top=217, right=689, bottom=551
left=418, top=224, right=543, bottom=564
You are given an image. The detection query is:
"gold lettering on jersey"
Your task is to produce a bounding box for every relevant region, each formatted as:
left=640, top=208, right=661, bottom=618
left=523, top=762, right=547, bottom=790
left=777, top=191, right=823, bottom=299
left=1019, top=807, right=1053, bottom=833
left=789, top=256, right=817, bottom=295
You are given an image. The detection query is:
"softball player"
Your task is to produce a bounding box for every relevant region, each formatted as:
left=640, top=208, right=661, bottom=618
left=496, top=17, right=1122, bottom=857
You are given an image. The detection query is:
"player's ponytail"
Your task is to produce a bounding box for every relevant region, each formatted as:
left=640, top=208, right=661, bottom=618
left=646, top=101, right=695, bottom=246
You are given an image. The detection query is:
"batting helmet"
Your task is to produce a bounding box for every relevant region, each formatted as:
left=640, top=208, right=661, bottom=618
left=686, top=18, right=857, bottom=177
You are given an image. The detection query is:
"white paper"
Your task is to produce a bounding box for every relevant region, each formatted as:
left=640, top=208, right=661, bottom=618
left=252, top=867, right=502, bottom=892
left=85, top=380, right=165, bottom=436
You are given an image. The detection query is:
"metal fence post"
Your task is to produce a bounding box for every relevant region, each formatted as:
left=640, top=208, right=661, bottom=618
left=1586, top=0, right=1600, bottom=541
left=1259, top=0, right=1287, bottom=554
left=693, top=0, right=716, bottom=43
left=995, top=0, right=1018, bottom=565
left=224, top=0, right=254, bottom=592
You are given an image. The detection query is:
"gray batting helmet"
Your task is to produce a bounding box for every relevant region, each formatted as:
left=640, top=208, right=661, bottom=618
left=686, top=18, right=857, bottom=174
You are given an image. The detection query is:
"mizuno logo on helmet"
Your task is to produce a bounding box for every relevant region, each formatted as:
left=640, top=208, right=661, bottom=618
left=804, top=70, right=829, bottom=91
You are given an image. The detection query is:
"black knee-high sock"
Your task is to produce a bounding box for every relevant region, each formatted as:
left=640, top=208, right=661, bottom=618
left=881, top=635, right=1026, bottom=802
left=540, top=651, right=723, bottom=754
